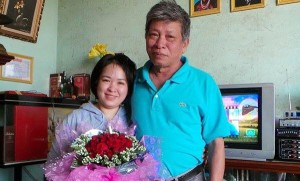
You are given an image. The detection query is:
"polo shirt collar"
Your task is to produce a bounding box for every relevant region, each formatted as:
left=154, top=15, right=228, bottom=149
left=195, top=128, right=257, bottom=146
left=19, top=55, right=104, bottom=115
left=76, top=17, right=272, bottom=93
left=138, top=56, right=190, bottom=84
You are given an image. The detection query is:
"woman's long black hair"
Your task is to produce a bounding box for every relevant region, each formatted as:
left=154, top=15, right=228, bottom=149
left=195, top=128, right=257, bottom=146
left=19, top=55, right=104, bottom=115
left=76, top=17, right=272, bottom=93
left=90, top=53, right=136, bottom=123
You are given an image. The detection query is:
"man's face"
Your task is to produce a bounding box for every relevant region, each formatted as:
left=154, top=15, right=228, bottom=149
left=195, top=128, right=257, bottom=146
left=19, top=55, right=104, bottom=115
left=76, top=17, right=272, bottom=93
left=145, top=20, right=189, bottom=68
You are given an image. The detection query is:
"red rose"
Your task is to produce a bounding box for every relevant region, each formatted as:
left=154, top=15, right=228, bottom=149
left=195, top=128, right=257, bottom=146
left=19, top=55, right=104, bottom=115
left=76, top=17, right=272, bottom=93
left=96, top=142, right=109, bottom=156
left=84, top=132, right=134, bottom=160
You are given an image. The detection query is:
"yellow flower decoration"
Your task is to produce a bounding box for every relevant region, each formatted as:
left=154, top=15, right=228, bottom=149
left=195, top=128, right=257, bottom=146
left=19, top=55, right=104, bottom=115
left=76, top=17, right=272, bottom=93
left=88, top=43, right=114, bottom=59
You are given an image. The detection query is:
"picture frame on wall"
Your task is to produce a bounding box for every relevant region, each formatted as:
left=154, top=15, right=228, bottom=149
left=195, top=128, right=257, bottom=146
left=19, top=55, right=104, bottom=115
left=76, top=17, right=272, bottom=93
left=277, top=0, right=300, bottom=5
left=190, top=0, right=221, bottom=17
left=0, top=0, right=45, bottom=43
left=231, top=0, right=265, bottom=12
left=0, top=52, right=33, bottom=84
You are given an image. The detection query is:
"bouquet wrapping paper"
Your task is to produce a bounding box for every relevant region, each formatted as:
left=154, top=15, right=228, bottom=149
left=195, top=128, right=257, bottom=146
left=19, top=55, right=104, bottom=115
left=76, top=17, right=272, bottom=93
left=44, top=127, right=170, bottom=181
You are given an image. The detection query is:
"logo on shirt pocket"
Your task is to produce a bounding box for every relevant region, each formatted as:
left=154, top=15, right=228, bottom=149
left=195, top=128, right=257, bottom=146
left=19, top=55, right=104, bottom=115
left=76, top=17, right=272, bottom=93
left=179, top=102, right=187, bottom=107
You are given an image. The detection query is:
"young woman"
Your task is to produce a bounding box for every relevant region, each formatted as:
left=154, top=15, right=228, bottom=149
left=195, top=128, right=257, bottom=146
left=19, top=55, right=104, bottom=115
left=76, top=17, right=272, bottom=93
left=47, top=53, right=136, bottom=161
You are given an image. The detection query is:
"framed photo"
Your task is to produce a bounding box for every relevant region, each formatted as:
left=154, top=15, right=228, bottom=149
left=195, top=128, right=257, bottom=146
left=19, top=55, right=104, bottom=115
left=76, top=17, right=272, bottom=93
left=0, top=0, right=45, bottom=43
left=231, top=0, right=265, bottom=12
left=190, top=0, right=221, bottom=17
left=277, top=0, right=300, bottom=5
left=0, top=52, right=33, bottom=84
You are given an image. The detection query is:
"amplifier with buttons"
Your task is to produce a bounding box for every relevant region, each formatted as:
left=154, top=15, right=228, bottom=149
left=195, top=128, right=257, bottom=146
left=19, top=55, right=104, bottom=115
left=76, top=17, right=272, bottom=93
left=279, top=118, right=300, bottom=127
left=276, top=128, right=300, bottom=137
left=276, top=128, right=300, bottom=161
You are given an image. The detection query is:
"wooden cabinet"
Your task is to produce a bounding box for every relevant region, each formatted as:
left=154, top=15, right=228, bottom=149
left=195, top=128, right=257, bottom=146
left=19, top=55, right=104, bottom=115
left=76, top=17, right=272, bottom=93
left=0, top=94, right=85, bottom=181
left=0, top=93, right=83, bottom=166
left=224, top=159, right=300, bottom=181
left=226, top=159, right=300, bottom=174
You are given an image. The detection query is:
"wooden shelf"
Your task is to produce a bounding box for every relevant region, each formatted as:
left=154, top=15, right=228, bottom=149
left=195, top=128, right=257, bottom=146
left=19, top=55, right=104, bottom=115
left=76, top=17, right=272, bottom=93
left=226, top=159, right=300, bottom=174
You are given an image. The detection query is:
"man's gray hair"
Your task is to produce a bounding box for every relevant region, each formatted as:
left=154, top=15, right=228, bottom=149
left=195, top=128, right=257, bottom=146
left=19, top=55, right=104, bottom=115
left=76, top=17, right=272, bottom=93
left=145, top=0, right=191, bottom=41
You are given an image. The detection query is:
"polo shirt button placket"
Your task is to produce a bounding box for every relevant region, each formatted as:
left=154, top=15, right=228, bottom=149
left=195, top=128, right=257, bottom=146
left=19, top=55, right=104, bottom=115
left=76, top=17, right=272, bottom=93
left=152, top=94, right=160, bottom=110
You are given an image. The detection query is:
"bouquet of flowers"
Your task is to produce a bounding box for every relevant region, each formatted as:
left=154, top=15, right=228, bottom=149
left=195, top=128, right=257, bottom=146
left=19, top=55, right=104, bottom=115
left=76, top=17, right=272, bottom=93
left=44, top=128, right=162, bottom=181
left=70, top=130, right=146, bottom=167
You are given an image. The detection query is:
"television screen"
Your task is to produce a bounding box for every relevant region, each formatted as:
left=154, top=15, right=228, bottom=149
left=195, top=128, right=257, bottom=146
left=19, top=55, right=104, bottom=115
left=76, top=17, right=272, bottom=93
left=222, top=89, right=261, bottom=150
left=219, top=83, right=275, bottom=161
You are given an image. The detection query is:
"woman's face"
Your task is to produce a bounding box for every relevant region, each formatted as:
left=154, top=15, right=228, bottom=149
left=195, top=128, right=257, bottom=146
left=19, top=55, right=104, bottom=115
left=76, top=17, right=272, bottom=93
left=97, top=63, right=128, bottom=110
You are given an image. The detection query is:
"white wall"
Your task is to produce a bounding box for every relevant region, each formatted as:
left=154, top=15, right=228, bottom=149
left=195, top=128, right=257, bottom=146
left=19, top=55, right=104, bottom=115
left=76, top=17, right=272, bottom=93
left=57, top=0, right=300, bottom=118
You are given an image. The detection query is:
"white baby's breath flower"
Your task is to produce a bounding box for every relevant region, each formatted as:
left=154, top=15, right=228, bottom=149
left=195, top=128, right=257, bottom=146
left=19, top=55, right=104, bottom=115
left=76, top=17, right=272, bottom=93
left=70, top=131, right=146, bottom=167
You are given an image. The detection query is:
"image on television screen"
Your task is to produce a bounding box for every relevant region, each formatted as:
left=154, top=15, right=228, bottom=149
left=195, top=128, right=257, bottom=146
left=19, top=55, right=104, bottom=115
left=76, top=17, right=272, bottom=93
left=222, top=93, right=259, bottom=144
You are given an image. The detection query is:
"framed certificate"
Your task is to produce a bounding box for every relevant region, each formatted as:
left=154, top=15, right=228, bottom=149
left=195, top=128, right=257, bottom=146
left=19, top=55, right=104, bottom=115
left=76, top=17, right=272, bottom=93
left=0, top=52, right=33, bottom=84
